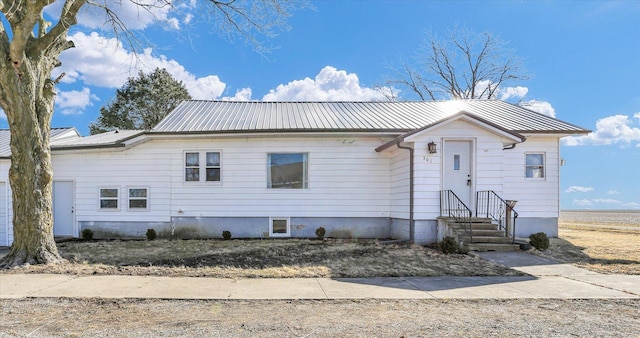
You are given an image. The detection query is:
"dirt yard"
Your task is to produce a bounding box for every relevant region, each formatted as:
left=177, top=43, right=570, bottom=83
left=1, top=239, right=522, bottom=278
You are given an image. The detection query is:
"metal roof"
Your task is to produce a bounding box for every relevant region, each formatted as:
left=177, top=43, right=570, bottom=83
left=152, top=100, right=589, bottom=134
left=51, top=130, right=144, bottom=149
left=0, top=128, right=81, bottom=157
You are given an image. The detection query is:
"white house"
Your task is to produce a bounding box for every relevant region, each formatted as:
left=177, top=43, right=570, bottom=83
left=0, top=100, right=589, bottom=247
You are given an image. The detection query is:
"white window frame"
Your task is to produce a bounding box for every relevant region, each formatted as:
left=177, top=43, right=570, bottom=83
left=525, top=153, right=546, bottom=179
left=127, top=187, right=149, bottom=211
left=267, top=153, right=308, bottom=189
left=269, top=217, right=291, bottom=237
left=184, top=150, right=222, bottom=184
left=98, top=187, right=120, bottom=211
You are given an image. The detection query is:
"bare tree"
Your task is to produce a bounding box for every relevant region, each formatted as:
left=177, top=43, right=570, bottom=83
left=387, top=27, right=528, bottom=101
left=0, top=0, right=305, bottom=267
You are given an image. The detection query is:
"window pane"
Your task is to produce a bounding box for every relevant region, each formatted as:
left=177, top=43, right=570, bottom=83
left=129, top=199, right=147, bottom=209
left=100, top=189, right=118, bottom=198
left=206, top=152, right=220, bottom=166
left=526, top=166, right=544, bottom=178
left=185, top=168, right=199, bottom=181
left=269, top=153, right=307, bottom=189
left=100, top=200, right=118, bottom=209
left=185, top=152, right=199, bottom=166
left=272, top=220, right=288, bottom=234
left=526, top=154, right=543, bottom=166
left=129, top=188, right=147, bottom=198
left=453, top=155, right=460, bottom=170
left=206, top=168, right=221, bottom=182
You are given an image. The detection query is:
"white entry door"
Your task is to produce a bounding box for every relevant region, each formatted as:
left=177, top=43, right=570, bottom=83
left=53, top=181, right=75, bottom=236
left=443, top=140, right=473, bottom=208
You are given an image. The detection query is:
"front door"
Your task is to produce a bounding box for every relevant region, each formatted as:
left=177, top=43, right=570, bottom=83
left=53, top=181, right=75, bottom=236
left=443, top=140, right=473, bottom=208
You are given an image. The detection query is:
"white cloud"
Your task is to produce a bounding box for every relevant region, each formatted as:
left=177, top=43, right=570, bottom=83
left=563, top=113, right=640, bottom=146
left=55, top=32, right=227, bottom=100
left=519, top=100, right=556, bottom=117
left=573, top=198, right=623, bottom=207
left=262, top=66, right=390, bottom=101
left=223, top=88, right=253, bottom=101
left=565, top=186, right=594, bottom=193
left=499, top=86, right=528, bottom=101
left=607, top=190, right=620, bottom=195
left=45, top=0, right=175, bottom=31
left=55, top=88, right=100, bottom=115
left=623, top=202, right=640, bottom=209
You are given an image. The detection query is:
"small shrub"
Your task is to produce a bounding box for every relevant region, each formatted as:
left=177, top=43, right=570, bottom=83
left=81, top=229, right=93, bottom=241
left=315, top=226, right=326, bottom=240
left=146, top=228, right=157, bottom=241
left=222, top=230, right=232, bottom=240
left=439, top=236, right=459, bottom=254
left=529, top=232, right=549, bottom=251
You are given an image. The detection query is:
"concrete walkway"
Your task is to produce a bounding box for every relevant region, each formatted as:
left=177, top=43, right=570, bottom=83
left=1, top=252, right=639, bottom=300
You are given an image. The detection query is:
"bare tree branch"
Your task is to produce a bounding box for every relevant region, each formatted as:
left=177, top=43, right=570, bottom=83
left=388, top=27, right=528, bottom=101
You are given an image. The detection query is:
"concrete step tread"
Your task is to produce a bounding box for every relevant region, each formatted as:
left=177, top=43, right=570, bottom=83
left=465, top=243, right=521, bottom=252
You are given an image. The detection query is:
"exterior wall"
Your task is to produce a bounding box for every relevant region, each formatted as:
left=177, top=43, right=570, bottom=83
left=409, top=121, right=509, bottom=221
left=55, top=135, right=394, bottom=239
left=503, top=135, right=561, bottom=237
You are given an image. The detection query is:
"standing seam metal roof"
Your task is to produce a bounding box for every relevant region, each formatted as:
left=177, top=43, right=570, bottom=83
left=151, top=100, right=589, bottom=134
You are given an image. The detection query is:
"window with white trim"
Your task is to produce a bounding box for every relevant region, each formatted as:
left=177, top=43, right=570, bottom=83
left=185, top=151, right=221, bottom=182
left=99, top=188, right=119, bottom=210
left=268, top=153, right=308, bottom=189
left=128, top=188, right=148, bottom=210
left=269, top=217, right=290, bottom=237
left=525, top=153, right=545, bottom=178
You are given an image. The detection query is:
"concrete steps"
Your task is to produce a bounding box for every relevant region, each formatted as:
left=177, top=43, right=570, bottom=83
left=443, top=217, right=520, bottom=252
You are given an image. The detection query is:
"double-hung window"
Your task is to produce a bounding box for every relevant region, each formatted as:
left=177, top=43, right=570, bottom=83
left=267, top=153, right=308, bottom=189
left=128, top=188, right=148, bottom=210
left=99, top=188, right=119, bottom=210
left=185, top=151, right=221, bottom=182
left=525, top=153, right=545, bottom=178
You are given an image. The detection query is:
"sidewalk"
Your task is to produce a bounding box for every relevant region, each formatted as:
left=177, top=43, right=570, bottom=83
left=1, top=252, right=639, bottom=300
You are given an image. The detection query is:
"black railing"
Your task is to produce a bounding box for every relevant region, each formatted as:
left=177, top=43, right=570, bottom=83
left=440, top=190, right=474, bottom=243
left=475, top=190, right=518, bottom=244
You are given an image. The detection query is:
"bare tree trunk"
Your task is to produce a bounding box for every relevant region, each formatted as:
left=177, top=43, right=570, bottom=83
left=0, top=55, right=64, bottom=267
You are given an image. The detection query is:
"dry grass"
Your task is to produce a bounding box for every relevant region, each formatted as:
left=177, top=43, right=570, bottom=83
left=534, top=211, right=640, bottom=275
left=2, top=239, right=522, bottom=278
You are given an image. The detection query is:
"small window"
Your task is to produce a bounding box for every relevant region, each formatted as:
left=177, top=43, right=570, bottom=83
left=128, top=188, right=148, bottom=210
left=270, top=217, right=290, bottom=237
left=185, top=151, right=221, bottom=182
left=453, top=154, right=460, bottom=171
left=268, top=153, right=308, bottom=189
left=99, top=188, right=119, bottom=210
left=525, top=153, right=545, bottom=178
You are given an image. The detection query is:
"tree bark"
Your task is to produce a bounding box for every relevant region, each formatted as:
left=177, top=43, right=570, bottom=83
left=0, top=54, right=64, bottom=267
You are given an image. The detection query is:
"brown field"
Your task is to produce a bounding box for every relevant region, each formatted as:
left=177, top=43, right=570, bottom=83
left=538, top=210, right=640, bottom=274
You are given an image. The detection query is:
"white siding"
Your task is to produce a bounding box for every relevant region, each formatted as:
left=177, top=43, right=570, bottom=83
left=389, top=147, right=409, bottom=219
left=0, top=182, right=6, bottom=246
left=409, top=120, right=510, bottom=220
left=503, top=136, right=560, bottom=218
left=52, top=135, right=393, bottom=222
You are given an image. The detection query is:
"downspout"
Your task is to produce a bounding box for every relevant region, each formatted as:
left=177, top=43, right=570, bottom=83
left=396, top=142, right=415, bottom=244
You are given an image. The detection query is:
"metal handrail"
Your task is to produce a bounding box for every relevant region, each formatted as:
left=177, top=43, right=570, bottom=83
left=440, top=190, right=474, bottom=243
left=475, top=190, right=518, bottom=244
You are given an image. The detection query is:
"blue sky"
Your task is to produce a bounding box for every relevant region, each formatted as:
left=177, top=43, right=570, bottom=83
left=2, top=1, right=639, bottom=210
